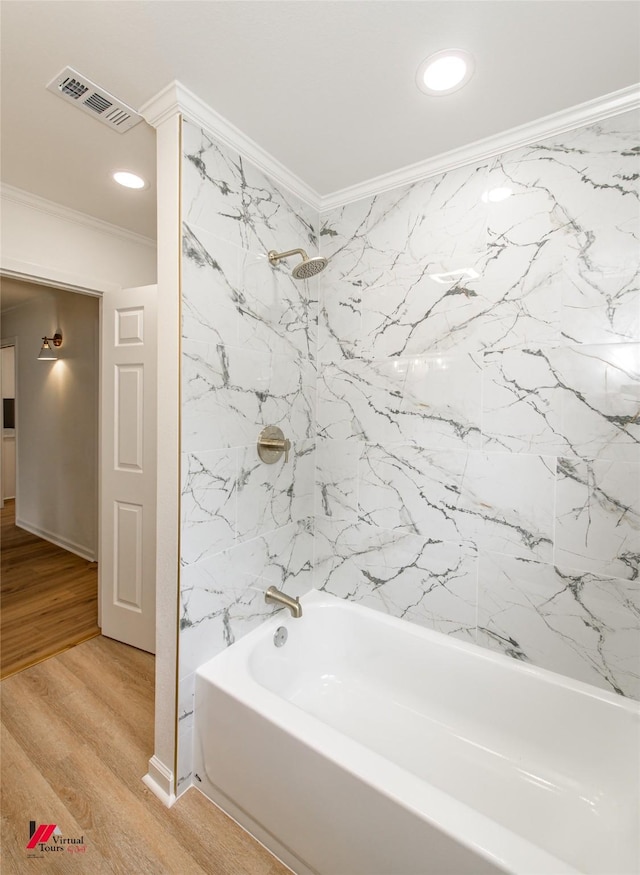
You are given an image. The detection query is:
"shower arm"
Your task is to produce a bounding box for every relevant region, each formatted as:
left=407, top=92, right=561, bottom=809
left=268, top=248, right=308, bottom=265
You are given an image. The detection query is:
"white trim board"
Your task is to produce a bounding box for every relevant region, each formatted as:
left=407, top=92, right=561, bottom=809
left=16, top=517, right=96, bottom=563
left=1, top=260, right=117, bottom=296
left=141, top=80, right=640, bottom=213
left=143, top=756, right=176, bottom=808
left=0, top=184, right=157, bottom=250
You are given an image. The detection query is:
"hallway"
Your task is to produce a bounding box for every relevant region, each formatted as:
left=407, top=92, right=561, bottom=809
left=1, top=500, right=100, bottom=678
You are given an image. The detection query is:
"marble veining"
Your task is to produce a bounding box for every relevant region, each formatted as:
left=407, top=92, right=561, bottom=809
left=183, top=123, right=318, bottom=257
left=179, top=117, right=319, bottom=792
left=477, top=553, right=640, bottom=699
left=315, top=110, right=640, bottom=698
left=314, top=518, right=478, bottom=643
left=179, top=108, right=640, bottom=736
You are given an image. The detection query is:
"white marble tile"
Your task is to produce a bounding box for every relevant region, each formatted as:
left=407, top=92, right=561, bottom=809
left=264, top=517, right=315, bottom=599
left=318, top=259, right=362, bottom=363
left=181, top=448, right=238, bottom=563
left=400, top=352, right=482, bottom=449
left=315, top=438, right=362, bottom=521
left=239, top=248, right=318, bottom=361
left=462, top=452, right=556, bottom=561
left=555, top=344, right=640, bottom=463
left=183, top=120, right=318, bottom=256
left=316, top=358, right=408, bottom=442
left=482, top=344, right=640, bottom=462
left=317, top=352, right=480, bottom=451
left=176, top=717, right=194, bottom=795
left=555, top=457, right=640, bottom=580
left=182, top=340, right=269, bottom=451
left=357, top=444, right=471, bottom=540
left=561, top=263, right=640, bottom=345
left=318, top=167, right=489, bottom=359
left=179, top=551, right=274, bottom=677
left=477, top=553, right=640, bottom=699
left=358, top=270, right=486, bottom=358
left=182, top=223, right=241, bottom=348
left=356, top=445, right=554, bottom=560
left=236, top=439, right=314, bottom=542
left=487, top=115, right=640, bottom=246
left=352, top=242, right=562, bottom=358
left=482, top=348, right=567, bottom=456
left=183, top=341, right=315, bottom=451
left=320, top=162, right=488, bottom=265
left=178, top=671, right=195, bottom=720
left=313, top=518, right=478, bottom=642
left=266, top=354, right=316, bottom=442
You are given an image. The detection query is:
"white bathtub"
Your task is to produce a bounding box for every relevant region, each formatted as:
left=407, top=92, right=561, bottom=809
left=193, top=590, right=640, bottom=875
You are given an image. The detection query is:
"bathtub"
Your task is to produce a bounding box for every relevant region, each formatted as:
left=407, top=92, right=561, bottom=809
left=193, top=590, right=640, bottom=875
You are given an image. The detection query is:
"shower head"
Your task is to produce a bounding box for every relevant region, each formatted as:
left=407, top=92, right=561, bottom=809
left=268, top=248, right=328, bottom=280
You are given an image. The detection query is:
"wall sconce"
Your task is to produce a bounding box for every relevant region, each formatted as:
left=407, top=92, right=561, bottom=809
left=38, top=333, right=63, bottom=361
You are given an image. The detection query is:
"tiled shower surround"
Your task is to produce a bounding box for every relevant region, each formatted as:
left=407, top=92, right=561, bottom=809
left=178, top=121, right=318, bottom=789
left=178, top=110, right=639, bottom=789
left=316, top=110, right=639, bottom=702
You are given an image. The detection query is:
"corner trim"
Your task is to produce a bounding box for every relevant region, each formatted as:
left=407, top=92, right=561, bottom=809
left=0, top=184, right=157, bottom=249
left=140, top=81, right=321, bottom=210
left=143, top=756, right=176, bottom=808
left=319, top=84, right=640, bottom=210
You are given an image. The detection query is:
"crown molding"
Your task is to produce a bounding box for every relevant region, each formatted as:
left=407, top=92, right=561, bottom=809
left=141, top=81, right=639, bottom=216
left=141, top=81, right=322, bottom=211
left=319, top=84, right=640, bottom=211
left=0, top=184, right=156, bottom=249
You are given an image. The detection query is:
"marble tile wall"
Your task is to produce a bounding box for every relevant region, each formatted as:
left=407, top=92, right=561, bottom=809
left=315, top=110, right=640, bottom=701
left=178, top=121, right=319, bottom=791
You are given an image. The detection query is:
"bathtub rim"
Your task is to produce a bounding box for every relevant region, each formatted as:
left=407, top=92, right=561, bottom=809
left=199, top=589, right=639, bottom=717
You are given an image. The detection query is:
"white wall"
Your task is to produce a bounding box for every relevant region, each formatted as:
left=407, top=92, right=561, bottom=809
left=2, top=286, right=99, bottom=559
left=0, top=185, right=156, bottom=293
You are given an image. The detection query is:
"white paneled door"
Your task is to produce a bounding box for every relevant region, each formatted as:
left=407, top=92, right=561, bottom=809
left=100, top=285, right=157, bottom=653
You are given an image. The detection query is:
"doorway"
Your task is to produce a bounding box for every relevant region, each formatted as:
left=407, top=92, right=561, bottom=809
left=0, top=277, right=100, bottom=677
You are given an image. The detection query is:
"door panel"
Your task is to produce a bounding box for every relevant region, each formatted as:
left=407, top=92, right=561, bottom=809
left=100, top=285, right=157, bottom=653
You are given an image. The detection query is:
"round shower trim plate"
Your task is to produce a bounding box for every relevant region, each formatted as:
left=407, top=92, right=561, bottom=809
left=416, top=49, right=475, bottom=96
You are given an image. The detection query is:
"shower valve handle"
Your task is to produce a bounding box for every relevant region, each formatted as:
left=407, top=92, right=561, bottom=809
left=257, top=426, right=291, bottom=464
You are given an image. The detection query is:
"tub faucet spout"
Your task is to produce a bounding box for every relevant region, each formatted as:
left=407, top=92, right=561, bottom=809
left=265, top=586, right=302, bottom=618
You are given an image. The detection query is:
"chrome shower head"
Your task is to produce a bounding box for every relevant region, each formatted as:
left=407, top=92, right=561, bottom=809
left=268, top=248, right=328, bottom=280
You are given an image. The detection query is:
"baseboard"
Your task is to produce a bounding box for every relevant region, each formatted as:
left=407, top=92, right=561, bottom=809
left=143, top=756, right=176, bottom=808
left=16, top=517, right=96, bottom=562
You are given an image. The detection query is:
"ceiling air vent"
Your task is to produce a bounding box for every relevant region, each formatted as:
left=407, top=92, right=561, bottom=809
left=46, top=67, right=143, bottom=133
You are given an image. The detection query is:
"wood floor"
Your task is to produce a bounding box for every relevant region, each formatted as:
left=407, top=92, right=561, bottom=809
left=1, top=500, right=101, bottom=678
left=1, top=635, right=290, bottom=874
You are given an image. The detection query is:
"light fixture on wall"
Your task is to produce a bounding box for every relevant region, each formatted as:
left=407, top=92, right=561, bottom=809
left=38, top=333, right=63, bottom=361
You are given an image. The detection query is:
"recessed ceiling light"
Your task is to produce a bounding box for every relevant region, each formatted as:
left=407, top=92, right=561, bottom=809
left=481, top=186, right=513, bottom=203
left=112, top=170, right=147, bottom=189
left=416, top=49, right=475, bottom=96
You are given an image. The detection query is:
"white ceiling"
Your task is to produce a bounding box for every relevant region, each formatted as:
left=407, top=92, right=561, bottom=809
left=1, top=1, right=639, bottom=239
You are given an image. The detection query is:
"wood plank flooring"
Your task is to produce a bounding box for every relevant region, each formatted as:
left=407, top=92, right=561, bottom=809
left=1, top=635, right=290, bottom=874
left=1, top=500, right=100, bottom=678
